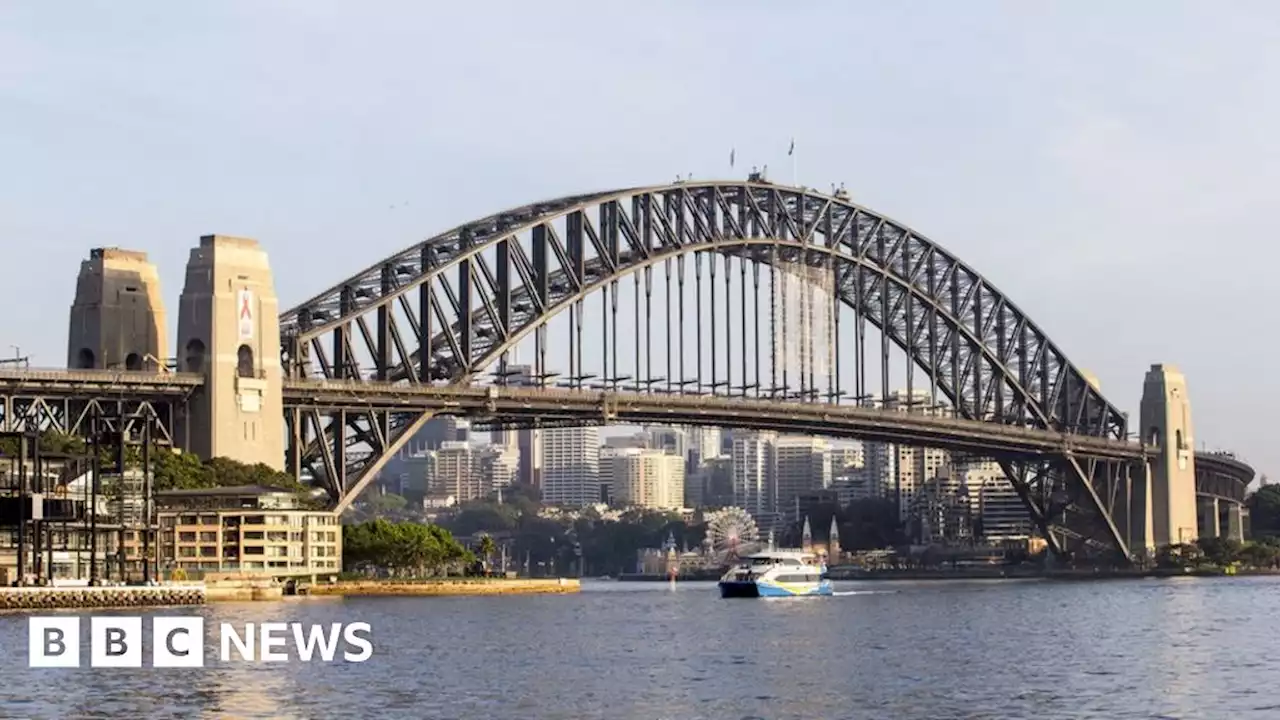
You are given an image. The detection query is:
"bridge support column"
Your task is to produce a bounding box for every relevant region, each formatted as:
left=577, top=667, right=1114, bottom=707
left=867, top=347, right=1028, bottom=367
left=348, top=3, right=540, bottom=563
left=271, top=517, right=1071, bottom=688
left=175, top=236, right=284, bottom=470
left=1140, top=364, right=1198, bottom=547
left=1197, top=496, right=1220, bottom=539
left=1128, top=460, right=1155, bottom=558
left=67, top=249, right=168, bottom=371
left=1224, top=502, right=1244, bottom=542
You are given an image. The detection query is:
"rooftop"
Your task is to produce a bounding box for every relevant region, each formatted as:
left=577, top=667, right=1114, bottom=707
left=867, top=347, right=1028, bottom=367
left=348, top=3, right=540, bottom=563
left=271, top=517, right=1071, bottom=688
left=156, top=484, right=299, bottom=498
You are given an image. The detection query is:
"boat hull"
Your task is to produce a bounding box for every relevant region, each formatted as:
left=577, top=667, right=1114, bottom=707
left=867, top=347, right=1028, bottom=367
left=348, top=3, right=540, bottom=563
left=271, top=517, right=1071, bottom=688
left=718, top=579, right=834, bottom=598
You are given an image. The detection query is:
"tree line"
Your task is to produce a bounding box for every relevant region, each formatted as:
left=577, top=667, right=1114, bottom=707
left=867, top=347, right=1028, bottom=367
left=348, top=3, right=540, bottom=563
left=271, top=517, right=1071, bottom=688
left=343, top=519, right=474, bottom=576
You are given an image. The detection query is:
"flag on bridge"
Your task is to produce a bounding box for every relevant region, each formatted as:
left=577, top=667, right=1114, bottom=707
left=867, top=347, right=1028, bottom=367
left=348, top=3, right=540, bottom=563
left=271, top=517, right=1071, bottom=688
left=788, top=138, right=795, bottom=156
left=730, top=148, right=735, bottom=168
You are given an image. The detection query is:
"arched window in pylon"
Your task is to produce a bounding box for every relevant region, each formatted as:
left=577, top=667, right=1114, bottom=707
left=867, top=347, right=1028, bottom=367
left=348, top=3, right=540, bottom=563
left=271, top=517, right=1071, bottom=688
left=184, top=339, right=206, bottom=373
left=237, top=345, right=255, bottom=378
left=125, top=353, right=142, bottom=371
left=76, top=348, right=95, bottom=369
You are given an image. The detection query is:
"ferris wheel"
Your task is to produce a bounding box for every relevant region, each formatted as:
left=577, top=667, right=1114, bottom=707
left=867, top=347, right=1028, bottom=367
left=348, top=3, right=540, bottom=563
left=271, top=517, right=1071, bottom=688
left=705, top=507, right=760, bottom=559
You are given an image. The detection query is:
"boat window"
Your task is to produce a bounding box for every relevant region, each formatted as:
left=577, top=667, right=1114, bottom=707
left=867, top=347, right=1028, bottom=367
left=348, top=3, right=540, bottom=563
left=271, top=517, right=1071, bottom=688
left=775, top=573, right=820, bottom=583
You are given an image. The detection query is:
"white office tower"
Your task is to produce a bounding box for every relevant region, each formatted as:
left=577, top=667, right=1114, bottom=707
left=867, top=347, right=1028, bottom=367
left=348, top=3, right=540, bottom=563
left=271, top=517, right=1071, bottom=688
left=610, top=448, right=686, bottom=511
left=687, top=426, right=722, bottom=464
left=541, top=426, right=601, bottom=507
left=962, top=460, right=1032, bottom=543
left=732, top=430, right=778, bottom=522
left=478, top=444, right=519, bottom=491
left=775, top=436, right=832, bottom=520
left=492, top=363, right=541, bottom=487
left=831, top=443, right=865, bottom=473
left=771, top=261, right=834, bottom=399
left=430, top=441, right=487, bottom=503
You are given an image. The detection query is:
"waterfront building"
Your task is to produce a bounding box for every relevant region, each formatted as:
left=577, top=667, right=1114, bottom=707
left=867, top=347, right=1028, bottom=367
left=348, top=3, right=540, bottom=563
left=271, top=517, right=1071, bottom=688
left=129, top=485, right=341, bottom=578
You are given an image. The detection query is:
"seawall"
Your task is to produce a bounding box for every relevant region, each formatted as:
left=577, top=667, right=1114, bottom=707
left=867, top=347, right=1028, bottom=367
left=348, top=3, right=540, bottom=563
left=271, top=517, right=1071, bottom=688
left=0, top=585, right=206, bottom=612
left=203, top=576, right=285, bottom=602
left=308, top=578, right=580, bottom=597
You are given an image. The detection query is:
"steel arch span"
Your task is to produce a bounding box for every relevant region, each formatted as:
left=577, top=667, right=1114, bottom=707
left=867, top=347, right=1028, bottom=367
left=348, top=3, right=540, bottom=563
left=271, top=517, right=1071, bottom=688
left=281, top=180, right=1136, bottom=558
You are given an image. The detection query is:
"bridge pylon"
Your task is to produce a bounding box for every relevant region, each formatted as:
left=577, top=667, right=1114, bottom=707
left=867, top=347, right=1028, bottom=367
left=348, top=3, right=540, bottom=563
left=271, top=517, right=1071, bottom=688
left=67, top=248, right=168, bottom=372
left=175, top=235, right=284, bottom=470
left=1140, top=364, right=1198, bottom=547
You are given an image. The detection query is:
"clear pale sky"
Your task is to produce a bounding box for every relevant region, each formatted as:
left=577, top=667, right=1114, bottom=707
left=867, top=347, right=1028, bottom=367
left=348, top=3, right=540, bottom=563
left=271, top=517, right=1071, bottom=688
left=2, top=1, right=1276, bottom=479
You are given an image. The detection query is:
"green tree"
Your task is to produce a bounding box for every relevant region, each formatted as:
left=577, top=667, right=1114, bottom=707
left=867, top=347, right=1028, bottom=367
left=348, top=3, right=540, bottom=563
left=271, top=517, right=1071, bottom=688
left=1155, top=543, right=1204, bottom=569
left=1247, top=484, right=1280, bottom=539
left=152, top=448, right=210, bottom=490
left=1240, top=542, right=1280, bottom=568
left=1194, top=536, right=1243, bottom=566
left=477, top=534, right=497, bottom=566
left=342, top=519, right=473, bottom=576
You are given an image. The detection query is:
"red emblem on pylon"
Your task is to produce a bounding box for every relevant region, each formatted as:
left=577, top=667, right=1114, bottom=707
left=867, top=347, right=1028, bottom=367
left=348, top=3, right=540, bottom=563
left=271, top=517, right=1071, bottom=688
left=240, top=292, right=252, bottom=320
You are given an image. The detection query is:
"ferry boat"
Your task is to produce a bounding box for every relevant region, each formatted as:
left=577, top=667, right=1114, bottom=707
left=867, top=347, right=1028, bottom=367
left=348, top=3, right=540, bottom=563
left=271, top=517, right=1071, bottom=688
left=717, top=550, right=833, bottom=598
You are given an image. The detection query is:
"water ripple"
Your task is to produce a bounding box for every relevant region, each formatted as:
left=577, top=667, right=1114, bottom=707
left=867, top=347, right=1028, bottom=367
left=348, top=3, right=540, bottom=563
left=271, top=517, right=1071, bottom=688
left=0, top=577, right=1279, bottom=718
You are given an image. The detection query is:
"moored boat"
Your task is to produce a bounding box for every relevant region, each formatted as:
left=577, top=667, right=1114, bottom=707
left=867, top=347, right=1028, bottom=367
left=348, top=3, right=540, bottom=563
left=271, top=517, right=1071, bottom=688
left=717, top=550, right=833, bottom=598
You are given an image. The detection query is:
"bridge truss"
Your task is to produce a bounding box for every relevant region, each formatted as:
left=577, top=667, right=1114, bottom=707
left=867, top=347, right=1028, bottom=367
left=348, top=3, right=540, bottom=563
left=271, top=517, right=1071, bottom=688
left=281, top=179, right=1141, bottom=558
left=0, top=370, right=196, bottom=445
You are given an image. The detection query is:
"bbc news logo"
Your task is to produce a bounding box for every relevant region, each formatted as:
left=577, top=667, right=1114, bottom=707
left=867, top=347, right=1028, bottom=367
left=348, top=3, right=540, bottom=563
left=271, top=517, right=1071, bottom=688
left=28, top=617, right=373, bottom=667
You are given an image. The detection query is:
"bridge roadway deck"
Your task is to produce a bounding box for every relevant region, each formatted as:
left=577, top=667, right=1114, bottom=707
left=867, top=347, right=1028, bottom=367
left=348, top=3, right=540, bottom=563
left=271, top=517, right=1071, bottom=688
left=0, top=369, right=1149, bottom=460
left=281, top=378, right=1150, bottom=462
left=0, top=368, right=203, bottom=396
left=0, top=368, right=1253, bottom=494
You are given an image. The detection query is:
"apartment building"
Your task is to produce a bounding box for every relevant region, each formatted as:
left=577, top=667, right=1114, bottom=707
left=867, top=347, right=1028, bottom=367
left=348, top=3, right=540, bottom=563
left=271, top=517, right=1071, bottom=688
left=130, top=485, right=341, bottom=578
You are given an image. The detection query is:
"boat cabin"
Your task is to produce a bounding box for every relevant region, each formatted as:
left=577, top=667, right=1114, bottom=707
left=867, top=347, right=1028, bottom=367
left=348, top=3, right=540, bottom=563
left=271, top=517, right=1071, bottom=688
left=726, top=550, right=824, bottom=582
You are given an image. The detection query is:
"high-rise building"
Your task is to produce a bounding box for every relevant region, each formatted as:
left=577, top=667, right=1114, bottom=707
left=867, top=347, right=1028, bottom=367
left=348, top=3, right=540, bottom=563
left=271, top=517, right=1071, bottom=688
left=610, top=448, right=685, bottom=510
left=599, top=445, right=627, bottom=504
left=831, top=443, right=865, bottom=474
left=477, top=444, right=518, bottom=492
left=911, top=463, right=973, bottom=544
left=775, top=436, right=832, bottom=521
left=868, top=390, right=952, bottom=520
left=493, top=364, right=540, bottom=487
left=688, top=456, right=734, bottom=509
left=541, top=426, right=600, bottom=507
left=603, top=432, right=648, bottom=450
left=687, top=426, right=722, bottom=467
left=832, top=471, right=875, bottom=507
left=732, top=430, right=777, bottom=522
left=646, top=426, right=687, bottom=458
left=379, top=416, right=471, bottom=495
left=430, top=441, right=486, bottom=503
left=962, top=460, right=1031, bottom=543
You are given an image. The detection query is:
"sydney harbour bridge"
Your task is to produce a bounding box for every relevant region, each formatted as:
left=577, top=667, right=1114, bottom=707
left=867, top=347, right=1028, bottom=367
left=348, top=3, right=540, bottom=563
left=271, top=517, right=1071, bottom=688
left=0, top=178, right=1255, bottom=562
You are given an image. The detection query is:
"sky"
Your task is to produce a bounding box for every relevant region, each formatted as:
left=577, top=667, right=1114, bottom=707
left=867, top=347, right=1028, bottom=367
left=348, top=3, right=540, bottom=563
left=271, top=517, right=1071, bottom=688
left=1, top=1, right=1277, bottom=479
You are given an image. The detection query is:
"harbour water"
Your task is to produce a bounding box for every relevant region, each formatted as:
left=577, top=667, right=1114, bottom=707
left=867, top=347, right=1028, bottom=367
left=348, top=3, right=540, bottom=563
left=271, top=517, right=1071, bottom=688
left=2, top=576, right=1278, bottom=719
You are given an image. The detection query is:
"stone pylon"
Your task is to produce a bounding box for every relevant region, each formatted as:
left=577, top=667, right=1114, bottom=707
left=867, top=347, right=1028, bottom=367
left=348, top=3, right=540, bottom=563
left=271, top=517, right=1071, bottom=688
left=174, top=235, right=284, bottom=469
